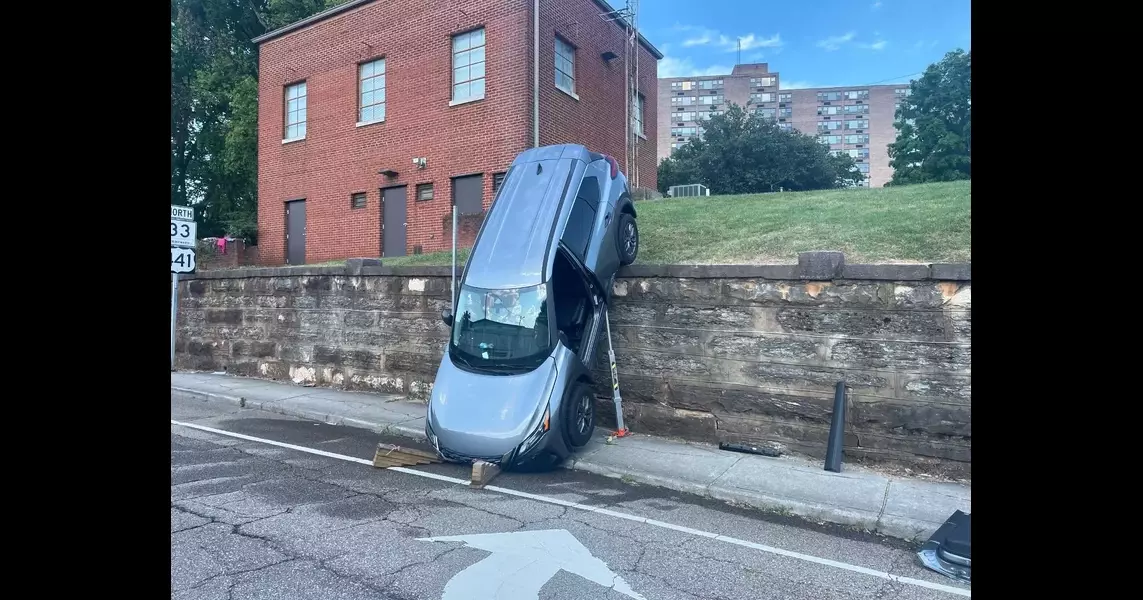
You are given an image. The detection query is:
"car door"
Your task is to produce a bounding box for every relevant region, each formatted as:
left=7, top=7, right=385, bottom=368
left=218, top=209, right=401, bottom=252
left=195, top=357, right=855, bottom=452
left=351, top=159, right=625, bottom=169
left=566, top=160, right=619, bottom=284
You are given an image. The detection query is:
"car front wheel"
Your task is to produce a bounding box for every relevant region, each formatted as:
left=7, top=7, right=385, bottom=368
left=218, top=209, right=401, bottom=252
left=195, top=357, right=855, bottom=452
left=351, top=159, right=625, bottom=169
left=564, top=381, right=596, bottom=449
left=617, top=212, right=639, bottom=266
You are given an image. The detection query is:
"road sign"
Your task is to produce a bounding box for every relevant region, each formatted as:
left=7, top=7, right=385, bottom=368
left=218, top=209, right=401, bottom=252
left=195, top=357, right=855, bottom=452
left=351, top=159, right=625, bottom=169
left=172, top=247, right=197, bottom=274
left=171, top=219, right=197, bottom=249
left=171, top=204, right=194, bottom=222
left=419, top=529, right=645, bottom=600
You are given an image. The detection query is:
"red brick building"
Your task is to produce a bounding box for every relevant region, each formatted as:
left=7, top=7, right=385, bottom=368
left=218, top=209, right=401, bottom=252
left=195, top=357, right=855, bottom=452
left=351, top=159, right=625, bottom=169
left=254, top=0, right=660, bottom=265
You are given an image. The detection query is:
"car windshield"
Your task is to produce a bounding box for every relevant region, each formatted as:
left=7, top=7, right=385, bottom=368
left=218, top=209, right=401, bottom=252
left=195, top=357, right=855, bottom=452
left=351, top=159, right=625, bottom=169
left=450, top=283, right=551, bottom=371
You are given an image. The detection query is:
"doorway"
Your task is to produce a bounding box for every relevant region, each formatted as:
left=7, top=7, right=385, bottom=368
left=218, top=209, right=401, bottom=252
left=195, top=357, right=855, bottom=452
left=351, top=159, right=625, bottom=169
left=382, top=186, right=407, bottom=257
left=285, top=199, right=306, bottom=265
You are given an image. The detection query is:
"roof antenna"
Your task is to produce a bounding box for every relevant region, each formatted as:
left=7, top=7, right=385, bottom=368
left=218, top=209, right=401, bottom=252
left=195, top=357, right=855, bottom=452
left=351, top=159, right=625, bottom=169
left=737, top=37, right=741, bottom=65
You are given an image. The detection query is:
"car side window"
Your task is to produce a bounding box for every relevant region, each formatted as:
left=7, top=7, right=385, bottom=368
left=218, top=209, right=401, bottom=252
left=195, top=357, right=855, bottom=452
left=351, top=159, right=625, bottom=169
left=562, top=175, right=600, bottom=263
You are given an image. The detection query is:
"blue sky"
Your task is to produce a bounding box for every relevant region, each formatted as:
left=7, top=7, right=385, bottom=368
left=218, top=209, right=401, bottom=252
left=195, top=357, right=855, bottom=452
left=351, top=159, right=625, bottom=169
left=637, top=0, right=971, bottom=88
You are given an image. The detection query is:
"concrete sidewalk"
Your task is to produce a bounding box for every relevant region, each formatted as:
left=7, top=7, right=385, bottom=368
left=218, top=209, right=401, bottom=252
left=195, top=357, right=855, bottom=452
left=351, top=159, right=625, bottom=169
left=171, top=372, right=970, bottom=541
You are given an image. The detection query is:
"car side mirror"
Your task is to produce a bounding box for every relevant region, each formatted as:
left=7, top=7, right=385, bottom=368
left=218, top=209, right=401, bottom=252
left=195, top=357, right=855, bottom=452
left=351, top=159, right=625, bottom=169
left=441, top=308, right=454, bottom=326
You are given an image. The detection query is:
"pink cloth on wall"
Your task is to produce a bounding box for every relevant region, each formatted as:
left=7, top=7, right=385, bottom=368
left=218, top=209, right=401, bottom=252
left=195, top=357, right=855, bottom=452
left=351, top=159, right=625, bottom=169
left=217, top=238, right=227, bottom=254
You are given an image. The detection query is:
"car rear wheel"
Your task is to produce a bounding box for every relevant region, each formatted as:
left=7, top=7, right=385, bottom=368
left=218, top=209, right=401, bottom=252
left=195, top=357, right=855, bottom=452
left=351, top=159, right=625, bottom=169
left=618, top=212, right=639, bottom=265
left=564, top=381, right=595, bottom=449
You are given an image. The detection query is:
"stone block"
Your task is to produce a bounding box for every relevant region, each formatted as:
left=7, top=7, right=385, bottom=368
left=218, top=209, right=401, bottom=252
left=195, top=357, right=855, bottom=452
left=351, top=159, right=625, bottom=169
left=346, top=258, right=383, bottom=276
left=898, top=373, right=971, bottom=402
left=628, top=404, right=718, bottom=442
left=830, top=339, right=971, bottom=372
left=930, top=263, right=971, bottom=281
left=705, top=332, right=821, bottom=362
left=205, top=308, right=244, bottom=325
left=733, top=361, right=890, bottom=394
left=850, top=398, right=971, bottom=437
left=383, top=352, right=440, bottom=376
left=343, top=311, right=375, bottom=328
left=312, top=346, right=382, bottom=371
left=775, top=307, right=960, bottom=341
left=796, top=251, right=845, bottom=280
left=841, top=264, right=931, bottom=281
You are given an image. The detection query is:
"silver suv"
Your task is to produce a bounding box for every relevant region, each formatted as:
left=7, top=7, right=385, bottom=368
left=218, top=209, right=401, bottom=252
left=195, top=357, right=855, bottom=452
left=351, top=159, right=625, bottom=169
left=428, top=144, right=639, bottom=468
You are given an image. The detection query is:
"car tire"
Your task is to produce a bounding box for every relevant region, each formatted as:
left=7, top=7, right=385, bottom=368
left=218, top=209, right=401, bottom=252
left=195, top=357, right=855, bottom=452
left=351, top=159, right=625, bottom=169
left=564, top=381, right=596, bottom=449
left=617, top=212, right=639, bottom=266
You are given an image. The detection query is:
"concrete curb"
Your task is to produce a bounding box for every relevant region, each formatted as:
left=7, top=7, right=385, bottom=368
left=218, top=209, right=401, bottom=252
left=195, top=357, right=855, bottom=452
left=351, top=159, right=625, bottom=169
left=173, top=385, right=941, bottom=541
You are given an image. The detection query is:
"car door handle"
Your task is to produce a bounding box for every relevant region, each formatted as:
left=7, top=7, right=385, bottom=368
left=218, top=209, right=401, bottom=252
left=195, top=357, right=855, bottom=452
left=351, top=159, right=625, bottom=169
left=605, top=213, right=612, bottom=225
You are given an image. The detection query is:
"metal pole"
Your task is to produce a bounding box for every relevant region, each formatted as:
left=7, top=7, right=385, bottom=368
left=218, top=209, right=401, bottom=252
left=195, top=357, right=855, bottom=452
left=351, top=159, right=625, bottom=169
left=605, top=306, right=628, bottom=436
left=824, top=381, right=847, bottom=472
left=451, top=204, right=458, bottom=308
left=532, top=0, right=540, bottom=148
left=171, top=272, right=179, bottom=371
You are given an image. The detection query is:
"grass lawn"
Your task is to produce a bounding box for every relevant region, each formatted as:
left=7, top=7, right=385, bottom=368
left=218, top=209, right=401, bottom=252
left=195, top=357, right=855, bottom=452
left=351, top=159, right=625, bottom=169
left=317, top=180, right=970, bottom=267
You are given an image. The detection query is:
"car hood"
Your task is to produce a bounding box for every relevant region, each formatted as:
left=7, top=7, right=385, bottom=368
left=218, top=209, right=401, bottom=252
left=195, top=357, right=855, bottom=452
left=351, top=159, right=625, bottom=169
left=428, top=353, right=558, bottom=459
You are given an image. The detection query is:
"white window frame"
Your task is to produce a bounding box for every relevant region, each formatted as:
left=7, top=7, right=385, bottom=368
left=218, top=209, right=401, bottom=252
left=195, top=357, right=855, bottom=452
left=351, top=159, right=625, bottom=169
left=633, top=93, right=645, bottom=137
left=357, top=58, right=386, bottom=126
left=555, top=36, right=576, bottom=97
left=450, top=28, right=486, bottom=106
left=284, top=81, right=307, bottom=142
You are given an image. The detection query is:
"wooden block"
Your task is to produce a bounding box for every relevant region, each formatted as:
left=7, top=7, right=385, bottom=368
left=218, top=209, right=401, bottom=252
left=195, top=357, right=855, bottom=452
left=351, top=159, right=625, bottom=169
left=373, top=442, right=442, bottom=469
left=470, top=460, right=502, bottom=489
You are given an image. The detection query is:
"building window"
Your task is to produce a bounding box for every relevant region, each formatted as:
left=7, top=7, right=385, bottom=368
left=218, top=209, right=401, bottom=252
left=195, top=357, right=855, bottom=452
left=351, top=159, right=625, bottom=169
left=350, top=192, right=367, bottom=209
left=701, top=110, right=722, bottom=119
left=492, top=172, right=507, bottom=196
left=778, top=123, right=793, bottom=132
left=819, top=135, right=842, bottom=145
left=895, top=87, right=912, bottom=97
left=855, top=163, right=870, bottom=173
left=778, top=93, right=792, bottom=103
left=847, top=148, right=870, bottom=159
left=671, top=96, right=695, bottom=106
left=416, top=183, right=434, bottom=202
left=750, top=92, right=774, bottom=102
left=818, top=121, right=841, bottom=131
left=755, top=108, right=776, bottom=119
left=555, top=36, right=575, bottom=94
left=844, top=90, right=870, bottom=100
left=817, top=106, right=841, bottom=116
left=699, top=95, right=723, bottom=105
left=845, top=134, right=869, bottom=144
left=817, top=91, right=842, bottom=102
left=698, top=79, right=723, bottom=89
left=844, top=104, right=869, bottom=115
left=284, top=81, right=307, bottom=140
left=779, top=107, right=792, bottom=118
left=672, top=111, right=695, bottom=122
left=845, top=120, right=869, bottom=130
left=358, top=59, right=386, bottom=123
left=633, top=93, right=645, bottom=136
left=451, top=28, right=486, bottom=103
left=751, top=76, right=776, bottom=87
left=671, top=126, right=697, bottom=136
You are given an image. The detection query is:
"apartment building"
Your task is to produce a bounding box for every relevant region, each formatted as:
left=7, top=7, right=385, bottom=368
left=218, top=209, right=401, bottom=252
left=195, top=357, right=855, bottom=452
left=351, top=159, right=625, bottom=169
left=254, top=0, right=660, bottom=265
left=657, top=63, right=910, bottom=187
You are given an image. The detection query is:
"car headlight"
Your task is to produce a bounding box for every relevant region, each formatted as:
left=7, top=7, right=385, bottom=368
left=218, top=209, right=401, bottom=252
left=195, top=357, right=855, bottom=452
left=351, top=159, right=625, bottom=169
left=518, top=405, right=551, bottom=455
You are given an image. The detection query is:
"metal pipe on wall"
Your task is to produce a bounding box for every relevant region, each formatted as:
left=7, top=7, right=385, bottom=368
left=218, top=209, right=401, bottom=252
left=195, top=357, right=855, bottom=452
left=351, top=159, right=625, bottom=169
left=451, top=205, right=458, bottom=309
left=533, top=0, right=540, bottom=148
left=824, top=382, right=848, bottom=472
left=171, top=274, right=179, bottom=371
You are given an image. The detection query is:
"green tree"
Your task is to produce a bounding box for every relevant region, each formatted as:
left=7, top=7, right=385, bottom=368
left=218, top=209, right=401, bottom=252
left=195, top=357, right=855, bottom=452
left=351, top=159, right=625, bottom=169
left=171, top=0, right=341, bottom=242
left=888, top=49, right=971, bottom=185
left=657, top=105, right=863, bottom=195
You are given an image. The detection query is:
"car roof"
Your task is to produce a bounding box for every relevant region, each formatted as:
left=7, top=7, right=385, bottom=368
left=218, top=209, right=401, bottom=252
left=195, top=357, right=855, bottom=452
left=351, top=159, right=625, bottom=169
left=463, top=145, right=598, bottom=290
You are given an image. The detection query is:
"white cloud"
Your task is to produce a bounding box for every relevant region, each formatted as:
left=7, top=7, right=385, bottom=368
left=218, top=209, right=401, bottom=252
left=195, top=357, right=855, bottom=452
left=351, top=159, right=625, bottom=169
left=817, top=32, right=856, bottom=51
left=718, top=33, right=783, bottom=52
left=871, top=1, right=883, bottom=9
left=859, top=40, right=888, bottom=51
left=682, top=31, right=712, bottom=47
left=780, top=80, right=814, bottom=89
left=658, top=56, right=733, bottom=78
left=747, top=52, right=767, bottom=62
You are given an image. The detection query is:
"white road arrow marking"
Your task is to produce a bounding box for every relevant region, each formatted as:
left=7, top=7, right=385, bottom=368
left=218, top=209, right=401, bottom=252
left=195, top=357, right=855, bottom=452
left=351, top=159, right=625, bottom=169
left=419, top=529, right=645, bottom=600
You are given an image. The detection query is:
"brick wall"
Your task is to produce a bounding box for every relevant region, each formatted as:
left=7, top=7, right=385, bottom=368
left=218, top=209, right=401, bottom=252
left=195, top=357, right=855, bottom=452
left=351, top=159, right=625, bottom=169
left=257, top=0, right=532, bottom=265
left=256, top=0, right=660, bottom=266
left=537, top=0, right=659, bottom=190
left=175, top=258, right=971, bottom=476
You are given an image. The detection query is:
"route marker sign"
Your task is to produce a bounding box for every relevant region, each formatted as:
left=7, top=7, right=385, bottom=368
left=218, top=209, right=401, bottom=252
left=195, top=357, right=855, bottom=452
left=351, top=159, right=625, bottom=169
left=171, top=247, right=197, bottom=274
left=419, top=529, right=645, bottom=600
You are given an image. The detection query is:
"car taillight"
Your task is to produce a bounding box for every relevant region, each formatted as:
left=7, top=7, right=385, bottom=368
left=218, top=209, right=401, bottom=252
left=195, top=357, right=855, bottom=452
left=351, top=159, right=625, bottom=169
left=605, top=155, right=619, bottom=179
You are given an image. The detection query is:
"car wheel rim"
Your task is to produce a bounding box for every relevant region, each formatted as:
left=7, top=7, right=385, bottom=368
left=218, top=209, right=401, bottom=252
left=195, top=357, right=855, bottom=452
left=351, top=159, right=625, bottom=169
left=576, top=394, right=593, bottom=435
left=623, top=222, right=637, bottom=257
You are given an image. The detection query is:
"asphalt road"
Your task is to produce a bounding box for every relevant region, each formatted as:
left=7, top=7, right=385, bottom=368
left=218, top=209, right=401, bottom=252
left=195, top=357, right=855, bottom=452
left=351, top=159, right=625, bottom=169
left=171, top=395, right=971, bottom=600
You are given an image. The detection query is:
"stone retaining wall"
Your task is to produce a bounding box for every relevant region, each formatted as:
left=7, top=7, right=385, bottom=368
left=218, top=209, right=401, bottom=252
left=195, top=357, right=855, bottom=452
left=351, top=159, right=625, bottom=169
left=174, top=254, right=971, bottom=476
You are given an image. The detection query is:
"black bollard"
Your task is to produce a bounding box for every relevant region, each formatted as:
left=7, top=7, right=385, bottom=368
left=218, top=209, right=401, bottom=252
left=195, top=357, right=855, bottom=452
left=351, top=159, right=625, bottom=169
left=824, top=381, right=847, bottom=472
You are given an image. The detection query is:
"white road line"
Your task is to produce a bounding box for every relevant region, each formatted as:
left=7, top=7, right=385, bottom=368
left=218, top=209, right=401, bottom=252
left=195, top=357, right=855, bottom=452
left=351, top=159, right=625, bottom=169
left=171, top=419, right=970, bottom=597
